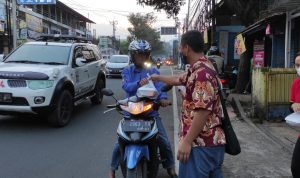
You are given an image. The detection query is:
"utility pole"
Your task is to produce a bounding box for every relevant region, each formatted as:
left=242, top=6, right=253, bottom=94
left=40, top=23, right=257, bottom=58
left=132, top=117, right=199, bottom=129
left=12, top=0, right=17, bottom=49
left=110, top=20, right=117, bottom=39
left=186, top=0, right=191, bottom=31
left=5, top=0, right=11, bottom=53
left=110, top=20, right=118, bottom=53
left=211, top=0, right=215, bottom=45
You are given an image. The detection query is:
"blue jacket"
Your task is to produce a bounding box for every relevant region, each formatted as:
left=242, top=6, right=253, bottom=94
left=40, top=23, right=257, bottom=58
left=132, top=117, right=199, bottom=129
left=121, top=65, right=168, bottom=117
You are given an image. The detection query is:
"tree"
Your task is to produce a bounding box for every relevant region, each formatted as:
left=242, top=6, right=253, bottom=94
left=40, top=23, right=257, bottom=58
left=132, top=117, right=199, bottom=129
left=127, top=13, right=163, bottom=53
left=137, top=0, right=185, bottom=17
left=119, top=40, right=130, bottom=54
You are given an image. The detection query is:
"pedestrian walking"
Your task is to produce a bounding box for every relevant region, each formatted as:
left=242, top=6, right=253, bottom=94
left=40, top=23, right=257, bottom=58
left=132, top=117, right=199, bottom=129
left=151, top=30, right=226, bottom=178
left=291, top=52, right=300, bottom=178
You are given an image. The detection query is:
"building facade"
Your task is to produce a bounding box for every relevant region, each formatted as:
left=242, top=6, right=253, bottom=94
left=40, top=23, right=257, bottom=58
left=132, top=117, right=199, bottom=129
left=0, top=0, right=94, bottom=54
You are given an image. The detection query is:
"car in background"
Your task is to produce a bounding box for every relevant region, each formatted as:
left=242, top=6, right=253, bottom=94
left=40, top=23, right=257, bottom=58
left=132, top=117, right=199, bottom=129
left=102, top=55, right=111, bottom=61
left=105, top=55, right=130, bottom=77
left=164, top=58, right=174, bottom=66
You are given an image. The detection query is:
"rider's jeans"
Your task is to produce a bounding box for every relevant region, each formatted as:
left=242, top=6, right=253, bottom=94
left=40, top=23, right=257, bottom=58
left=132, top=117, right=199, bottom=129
left=110, top=116, right=175, bottom=170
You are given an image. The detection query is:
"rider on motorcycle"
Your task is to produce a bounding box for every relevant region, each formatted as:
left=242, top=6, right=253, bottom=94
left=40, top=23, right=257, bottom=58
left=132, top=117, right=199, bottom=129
left=207, top=45, right=224, bottom=74
left=108, top=40, right=177, bottom=178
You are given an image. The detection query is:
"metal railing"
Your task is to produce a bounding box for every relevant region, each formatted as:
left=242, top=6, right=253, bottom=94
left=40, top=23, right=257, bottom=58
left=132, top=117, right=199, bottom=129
left=266, top=69, right=297, bottom=104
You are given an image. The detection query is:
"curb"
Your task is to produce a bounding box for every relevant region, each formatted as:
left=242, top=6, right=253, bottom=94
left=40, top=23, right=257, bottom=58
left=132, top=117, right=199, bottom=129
left=170, top=66, right=180, bottom=174
left=231, top=95, right=292, bottom=154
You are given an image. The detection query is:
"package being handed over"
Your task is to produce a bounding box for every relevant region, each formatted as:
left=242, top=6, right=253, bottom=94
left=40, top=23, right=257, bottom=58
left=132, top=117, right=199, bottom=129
left=136, top=73, right=158, bottom=99
left=285, top=112, right=300, bottom=127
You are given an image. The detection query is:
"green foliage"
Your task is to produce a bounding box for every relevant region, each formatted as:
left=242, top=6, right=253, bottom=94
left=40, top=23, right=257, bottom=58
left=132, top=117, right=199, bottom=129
left=127, top=13, right=163, bottom=53
left=119, top=40, right=130, bottom=54
left=137, top=0, right=185, bottom=17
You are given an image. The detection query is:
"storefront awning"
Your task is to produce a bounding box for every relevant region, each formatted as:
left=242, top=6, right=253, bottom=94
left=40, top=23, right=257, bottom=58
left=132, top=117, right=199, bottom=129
left=241, top=12, right=285, bottom=36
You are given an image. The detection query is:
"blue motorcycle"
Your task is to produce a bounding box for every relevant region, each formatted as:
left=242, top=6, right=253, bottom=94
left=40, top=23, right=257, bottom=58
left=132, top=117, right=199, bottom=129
left=102, top=81, right=172, bottom=178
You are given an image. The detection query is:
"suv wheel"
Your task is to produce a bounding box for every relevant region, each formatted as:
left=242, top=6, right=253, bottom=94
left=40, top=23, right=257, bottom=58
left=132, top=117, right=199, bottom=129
left=91, top=79, right=104, bottom=105
left=48, top=90, right=74, bottom=127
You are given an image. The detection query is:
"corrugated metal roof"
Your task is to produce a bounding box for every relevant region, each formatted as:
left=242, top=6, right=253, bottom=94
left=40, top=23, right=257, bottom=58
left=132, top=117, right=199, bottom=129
left=240, top=12, right=285, bottom=35
left=265, top=0, right=300, bottom=15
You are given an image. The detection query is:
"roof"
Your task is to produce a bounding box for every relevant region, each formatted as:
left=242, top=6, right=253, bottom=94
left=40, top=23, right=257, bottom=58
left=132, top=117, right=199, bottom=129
left=111, top=55, right=129, bottom=57
left=57, top=1, right=95, bottom=24
left=25, top=42, right=73, bottom=47
left=36, top=34, right=90, bottom=42
left=240, top=12, right=285, bottom=35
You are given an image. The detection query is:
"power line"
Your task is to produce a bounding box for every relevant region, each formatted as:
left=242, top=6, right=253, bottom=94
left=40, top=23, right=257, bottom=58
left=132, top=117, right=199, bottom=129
left=188, top=0, right=202, bottom=28
left=62, top=0, right=187, bottom=16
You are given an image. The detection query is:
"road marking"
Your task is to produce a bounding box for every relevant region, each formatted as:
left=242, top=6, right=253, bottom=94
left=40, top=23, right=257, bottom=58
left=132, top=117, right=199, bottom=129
left=170, top=66, right=180, bottom=174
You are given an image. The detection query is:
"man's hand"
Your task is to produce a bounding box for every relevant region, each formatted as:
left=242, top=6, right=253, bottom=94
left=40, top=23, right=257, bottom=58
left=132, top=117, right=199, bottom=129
left=150, top=74, right=160, bottom=82
left=139, top=78, right=149, bottom=86
left=160, top=99, right=171, bottom=107
left=292, top=103, right=300, bottom=112
left=177, top=139, right=192, bottom=163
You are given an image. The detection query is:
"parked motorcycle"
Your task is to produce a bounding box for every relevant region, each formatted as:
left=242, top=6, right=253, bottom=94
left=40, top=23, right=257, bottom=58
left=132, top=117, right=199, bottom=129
left=102, top=78, right=172, bottom=178
left=219, top=66, right=238, bottom=96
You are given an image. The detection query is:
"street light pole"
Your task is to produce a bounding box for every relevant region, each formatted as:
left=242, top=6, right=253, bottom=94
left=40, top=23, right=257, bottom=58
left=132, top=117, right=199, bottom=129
left=12, top=0, right=17, bottom=49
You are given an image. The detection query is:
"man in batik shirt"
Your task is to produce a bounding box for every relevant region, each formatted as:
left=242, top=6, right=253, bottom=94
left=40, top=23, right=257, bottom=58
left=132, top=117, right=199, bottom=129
left=151, top=30, right=226, bottom=178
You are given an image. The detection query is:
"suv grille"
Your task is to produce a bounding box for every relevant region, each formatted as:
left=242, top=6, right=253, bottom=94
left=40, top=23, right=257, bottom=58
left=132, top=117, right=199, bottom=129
left=8, top=80, right=27, bottom=88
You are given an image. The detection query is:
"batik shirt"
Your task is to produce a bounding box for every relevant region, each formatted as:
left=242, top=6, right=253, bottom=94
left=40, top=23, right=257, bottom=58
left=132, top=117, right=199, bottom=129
left=179, top=57, right=226, bottom=147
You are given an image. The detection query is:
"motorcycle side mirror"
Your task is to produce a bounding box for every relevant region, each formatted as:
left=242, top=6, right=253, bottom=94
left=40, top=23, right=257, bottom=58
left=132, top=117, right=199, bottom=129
left=102, top=88, right=114, bottom=96
left=161, top=85, right=173, bottom=92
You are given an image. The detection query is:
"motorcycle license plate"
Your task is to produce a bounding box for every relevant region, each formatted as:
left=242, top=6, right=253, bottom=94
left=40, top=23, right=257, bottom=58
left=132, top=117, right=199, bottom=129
left=123, top=120, right=152, bottom=132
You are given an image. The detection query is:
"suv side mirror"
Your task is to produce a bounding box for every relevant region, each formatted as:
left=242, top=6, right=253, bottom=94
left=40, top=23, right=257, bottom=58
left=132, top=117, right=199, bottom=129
left=75, top=58, right=86, bottom=67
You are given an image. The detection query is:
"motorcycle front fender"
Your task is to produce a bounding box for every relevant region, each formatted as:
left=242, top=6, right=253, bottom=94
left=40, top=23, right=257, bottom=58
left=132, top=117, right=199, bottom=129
left=124, top=145, right=150, bottom=169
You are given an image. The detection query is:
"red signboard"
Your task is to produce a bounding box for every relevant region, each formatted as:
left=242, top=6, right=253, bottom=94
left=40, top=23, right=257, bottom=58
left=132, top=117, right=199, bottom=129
left=253, top=41, right=265, bottom=68
left=253, top=51, right=264, bottom=68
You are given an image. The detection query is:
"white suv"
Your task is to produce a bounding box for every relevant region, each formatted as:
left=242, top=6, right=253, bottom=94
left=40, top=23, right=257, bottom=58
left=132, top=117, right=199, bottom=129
left=0, top=37, right=106, bottom=127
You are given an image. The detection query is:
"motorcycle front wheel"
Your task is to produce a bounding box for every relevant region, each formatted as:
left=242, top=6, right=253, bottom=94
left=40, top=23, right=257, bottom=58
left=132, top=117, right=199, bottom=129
left=126, top=159, right=147, bottom=178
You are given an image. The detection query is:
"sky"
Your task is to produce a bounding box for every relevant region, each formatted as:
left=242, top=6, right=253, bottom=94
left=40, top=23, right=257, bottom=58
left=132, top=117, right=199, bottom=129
left=59, top=0, right=188, bottom=41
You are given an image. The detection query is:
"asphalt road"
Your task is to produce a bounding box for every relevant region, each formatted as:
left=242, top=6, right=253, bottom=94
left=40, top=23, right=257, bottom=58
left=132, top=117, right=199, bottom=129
left=0, top=66, right=176, bottom=178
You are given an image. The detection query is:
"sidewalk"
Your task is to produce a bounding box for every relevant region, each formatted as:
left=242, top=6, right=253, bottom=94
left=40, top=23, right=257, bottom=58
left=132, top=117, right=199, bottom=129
left=227, top=94, right=294, bottom=177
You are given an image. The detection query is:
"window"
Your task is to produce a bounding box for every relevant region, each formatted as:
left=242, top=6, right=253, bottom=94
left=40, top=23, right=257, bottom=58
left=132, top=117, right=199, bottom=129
left=5, top=44, right=71, bottom=64
left=43, top=27, right=49, bottom=34
left=109, top=56, right=129, bottom=63
left=82, top=50, right=96, bottom=63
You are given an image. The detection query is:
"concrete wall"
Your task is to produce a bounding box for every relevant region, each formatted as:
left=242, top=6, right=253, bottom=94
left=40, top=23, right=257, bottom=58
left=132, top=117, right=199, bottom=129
left=252, top=68, right=268, bottom=119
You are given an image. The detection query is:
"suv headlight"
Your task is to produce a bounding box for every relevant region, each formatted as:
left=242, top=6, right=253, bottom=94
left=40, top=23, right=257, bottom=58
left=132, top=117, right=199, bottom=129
left=28, top=80, right=54, bottom=90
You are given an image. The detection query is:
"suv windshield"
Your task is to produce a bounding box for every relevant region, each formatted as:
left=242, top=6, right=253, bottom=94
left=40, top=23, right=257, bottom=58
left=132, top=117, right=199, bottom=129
left=5, top=44, right=71, bottom=64
left=109, top=56, right=128, bottom=63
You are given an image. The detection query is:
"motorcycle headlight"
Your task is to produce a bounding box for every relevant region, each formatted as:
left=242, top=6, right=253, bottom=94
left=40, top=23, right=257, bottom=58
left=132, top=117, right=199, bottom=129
left=144, top=62, right=152, bottom=68
left=123, top=102, right=153, bottom=115
left=28, top=80, right=54, bottom=90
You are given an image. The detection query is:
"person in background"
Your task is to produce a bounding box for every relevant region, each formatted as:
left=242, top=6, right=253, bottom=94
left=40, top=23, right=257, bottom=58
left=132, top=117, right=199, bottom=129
left=291, top=52, right=300, bottom=178
left=207, top=46, right=224, bottom=75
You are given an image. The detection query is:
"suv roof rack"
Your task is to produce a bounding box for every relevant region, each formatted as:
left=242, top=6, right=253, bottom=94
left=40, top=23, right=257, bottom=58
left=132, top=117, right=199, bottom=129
left=36, top=34, right=91, bottom=43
